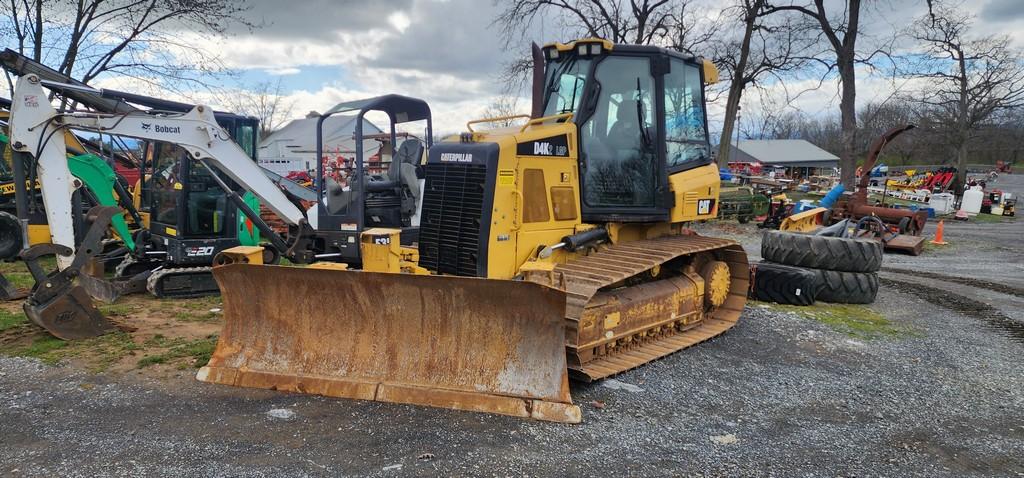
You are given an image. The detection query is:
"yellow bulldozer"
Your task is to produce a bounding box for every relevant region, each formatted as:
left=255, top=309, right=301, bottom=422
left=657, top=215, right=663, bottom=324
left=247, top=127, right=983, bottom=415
left=197, top=39, right=750, bottom=423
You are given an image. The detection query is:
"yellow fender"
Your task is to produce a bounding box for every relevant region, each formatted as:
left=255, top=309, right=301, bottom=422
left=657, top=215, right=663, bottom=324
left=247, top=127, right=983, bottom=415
left=779, top=207, right=828, bottom=233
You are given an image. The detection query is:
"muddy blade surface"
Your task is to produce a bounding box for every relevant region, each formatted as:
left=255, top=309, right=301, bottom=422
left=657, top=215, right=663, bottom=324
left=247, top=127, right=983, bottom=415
left=24, top=284, right=115, bottom=340
left=199, top=264, right=580, bottom=423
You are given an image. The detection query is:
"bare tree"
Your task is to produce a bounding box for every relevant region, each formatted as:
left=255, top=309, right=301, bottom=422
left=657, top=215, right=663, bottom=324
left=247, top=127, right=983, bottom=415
left=0, top=0, right=256, bottom=98
left=763, top=0, right=870, bottom=187
left=481, top=95, right=528, bottom=127
left=492, top=0, right=716, bottom=90
left=907, top=2, right=1024, bottom=190
left=222, top=78, right=295, bottom=137
left=715, top=0, right=812, bottom=163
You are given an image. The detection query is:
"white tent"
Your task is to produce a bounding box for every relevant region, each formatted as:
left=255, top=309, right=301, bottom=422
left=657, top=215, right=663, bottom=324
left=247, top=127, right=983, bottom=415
left=258, top=114, right=383, bottom=175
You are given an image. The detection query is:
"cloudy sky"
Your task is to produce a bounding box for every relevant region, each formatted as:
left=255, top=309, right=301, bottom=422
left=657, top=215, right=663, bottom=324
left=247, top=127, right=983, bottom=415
left=91, top=0, right=1024, bottom=137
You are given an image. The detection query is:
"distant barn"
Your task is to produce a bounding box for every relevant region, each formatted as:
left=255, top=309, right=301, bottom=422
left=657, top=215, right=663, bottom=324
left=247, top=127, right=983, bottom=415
left=258, top=113, right=383, bottom=175
left=729, top=139, right=839, bottom=177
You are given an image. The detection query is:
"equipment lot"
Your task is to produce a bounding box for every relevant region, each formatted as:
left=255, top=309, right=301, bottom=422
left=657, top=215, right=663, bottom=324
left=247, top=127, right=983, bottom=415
left=2, top=175, right=1023, bottom=477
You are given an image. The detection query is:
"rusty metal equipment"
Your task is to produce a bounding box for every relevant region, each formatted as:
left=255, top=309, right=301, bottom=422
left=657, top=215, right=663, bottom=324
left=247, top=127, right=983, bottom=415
left=830, top=125, right=927, bottom=255
left=22, top=206, right=118, bottom=340
left=199, top=265, right=581, bottom=423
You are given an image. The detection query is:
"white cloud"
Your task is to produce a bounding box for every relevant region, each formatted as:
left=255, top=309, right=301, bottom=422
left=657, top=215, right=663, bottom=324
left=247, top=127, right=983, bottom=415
left=264, top=67, right=300, bottom=76
left=388, top=11, right=412, bottom=33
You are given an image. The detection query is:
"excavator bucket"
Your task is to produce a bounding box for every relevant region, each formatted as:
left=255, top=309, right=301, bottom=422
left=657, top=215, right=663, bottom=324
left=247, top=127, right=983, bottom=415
left=23, top=282, right=113, bottom=340
left=19, top=207, right=123, bottom=340
left=198, top=264, right=582, bottom=423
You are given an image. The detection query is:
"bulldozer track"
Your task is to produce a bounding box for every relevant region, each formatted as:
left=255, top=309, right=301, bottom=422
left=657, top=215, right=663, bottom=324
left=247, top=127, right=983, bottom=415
left=147, top=266, right=218, bottom=299
left=551, top=234, right=749, bottom=381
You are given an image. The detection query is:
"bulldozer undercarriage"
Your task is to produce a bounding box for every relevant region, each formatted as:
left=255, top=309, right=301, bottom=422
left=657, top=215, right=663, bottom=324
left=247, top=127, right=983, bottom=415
left=199, top=233, right=748, bottom=423
left=530, top=234, right=749, bottom=382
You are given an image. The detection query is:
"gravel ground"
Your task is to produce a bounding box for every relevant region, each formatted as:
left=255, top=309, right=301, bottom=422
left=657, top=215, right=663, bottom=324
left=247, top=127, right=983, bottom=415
left=2, top=177, right=1023, bottom=477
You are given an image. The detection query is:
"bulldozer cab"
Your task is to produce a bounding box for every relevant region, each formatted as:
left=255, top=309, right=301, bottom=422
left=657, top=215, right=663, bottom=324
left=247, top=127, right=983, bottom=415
left=540, top=40, right=713, bottom=222
left=311, top=94, right=431, bottom=263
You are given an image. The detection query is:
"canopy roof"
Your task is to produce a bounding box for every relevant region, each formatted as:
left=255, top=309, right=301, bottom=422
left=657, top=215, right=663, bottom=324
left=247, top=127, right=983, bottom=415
left=323, top=94, right=431, bottom=124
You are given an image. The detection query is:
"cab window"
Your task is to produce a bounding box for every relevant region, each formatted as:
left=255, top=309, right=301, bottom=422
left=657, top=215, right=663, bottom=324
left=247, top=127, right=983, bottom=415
left=542, top=58, right=592, bottom=116
left=664, top=59, right=709, bottom=169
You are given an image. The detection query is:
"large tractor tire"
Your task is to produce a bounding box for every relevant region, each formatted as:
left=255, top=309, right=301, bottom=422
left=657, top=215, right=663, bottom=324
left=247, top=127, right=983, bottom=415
left=0, top=211, right=23, bottom=261
left=761, top=230, right=882, bottom=273
left=751, top=261, right=817, bottom=306
left=814, top=269, right=879, bottom=304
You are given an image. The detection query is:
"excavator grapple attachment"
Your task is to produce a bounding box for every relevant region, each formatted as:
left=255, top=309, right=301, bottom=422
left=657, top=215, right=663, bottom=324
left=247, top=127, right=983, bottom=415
left=198, top=264, right=581, bottom=423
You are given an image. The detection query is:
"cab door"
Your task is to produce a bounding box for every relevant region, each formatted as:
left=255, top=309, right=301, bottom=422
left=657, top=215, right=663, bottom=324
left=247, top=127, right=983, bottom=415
left=575, top=54, right=668, bottom=222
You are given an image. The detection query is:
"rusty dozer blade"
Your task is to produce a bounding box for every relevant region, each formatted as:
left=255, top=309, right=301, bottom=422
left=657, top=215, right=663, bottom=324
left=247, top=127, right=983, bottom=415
left=198, top=264, right=581, bottom=423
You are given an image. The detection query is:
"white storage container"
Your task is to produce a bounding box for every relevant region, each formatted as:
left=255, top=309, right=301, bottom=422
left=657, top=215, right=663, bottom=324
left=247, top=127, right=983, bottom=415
left=929, top=193, right=955, bottom=214
left=962, top=187, right=984, bottom=214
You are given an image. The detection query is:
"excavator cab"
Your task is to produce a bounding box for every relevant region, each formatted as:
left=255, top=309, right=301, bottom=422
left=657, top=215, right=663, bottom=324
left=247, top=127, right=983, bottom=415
left=309, top=95, right=431, bottom=264
left=128, top=112, right=263, bottom=296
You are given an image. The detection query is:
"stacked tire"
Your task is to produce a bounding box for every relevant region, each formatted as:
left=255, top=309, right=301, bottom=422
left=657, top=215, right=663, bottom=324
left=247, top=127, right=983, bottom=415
left=752, top=230, right=883, bottom=305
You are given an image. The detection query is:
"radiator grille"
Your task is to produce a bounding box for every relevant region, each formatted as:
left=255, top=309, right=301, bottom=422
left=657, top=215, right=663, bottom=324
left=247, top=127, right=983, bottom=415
left=418, top=163, right=488, bottom=276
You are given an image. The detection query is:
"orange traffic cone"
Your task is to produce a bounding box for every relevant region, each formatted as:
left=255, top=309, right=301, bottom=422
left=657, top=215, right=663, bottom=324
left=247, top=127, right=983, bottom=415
left=930, top=220, right=948, bottom=245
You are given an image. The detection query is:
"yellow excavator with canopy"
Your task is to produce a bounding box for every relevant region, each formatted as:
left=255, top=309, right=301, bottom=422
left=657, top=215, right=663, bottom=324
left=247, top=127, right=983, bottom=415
left=199, top=39, right=749, bottom=423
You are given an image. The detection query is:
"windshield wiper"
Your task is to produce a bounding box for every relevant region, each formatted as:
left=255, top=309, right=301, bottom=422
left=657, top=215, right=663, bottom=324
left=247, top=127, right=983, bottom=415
left=563, top=76, right=583, bottom=114
left=635, top=78, right=652, bottom=147
left=544, top=56, right=578, bottom=113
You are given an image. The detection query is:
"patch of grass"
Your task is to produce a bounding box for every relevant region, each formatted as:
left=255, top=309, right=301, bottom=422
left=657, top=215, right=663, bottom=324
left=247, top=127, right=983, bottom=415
left=172, top=310, right=220, bottom=323
left=0, top=309, right=28, bottom=332
left=3, top=272, right=35, bottom=289
left=137, top=335, right=218, bottom=369
left=77, top=332, right=141, bottom=372
left=4, top=331, right=141, bottom=371
left=921, top=240, right=956, bottom=254
left=10, top=336, right=69, bottom=364
left=98, top=303, right=138, bottom=316
left=754, top=301, right=912, bottom=339
left=965, top=212, right=1016, bottom=223
left=179, top=295, right=222, bottom=311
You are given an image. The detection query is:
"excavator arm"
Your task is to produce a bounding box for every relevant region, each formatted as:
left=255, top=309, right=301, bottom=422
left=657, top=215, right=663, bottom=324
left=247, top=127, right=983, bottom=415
left=8, top=75, right=311, bottom=264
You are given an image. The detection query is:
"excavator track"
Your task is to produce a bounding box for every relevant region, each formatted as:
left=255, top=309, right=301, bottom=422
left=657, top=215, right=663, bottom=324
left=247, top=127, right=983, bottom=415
left=147, top=266, right=219, bottom=299
left=534, top=234, right=749, bottom=382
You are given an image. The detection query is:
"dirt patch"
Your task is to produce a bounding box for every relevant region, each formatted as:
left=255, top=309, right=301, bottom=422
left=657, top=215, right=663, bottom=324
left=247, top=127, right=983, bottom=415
left=880, top=278, right=1024, bottom=343
left=0, top=289, right=224, bottom=374
left=882, top=267, right=1024, bottom=298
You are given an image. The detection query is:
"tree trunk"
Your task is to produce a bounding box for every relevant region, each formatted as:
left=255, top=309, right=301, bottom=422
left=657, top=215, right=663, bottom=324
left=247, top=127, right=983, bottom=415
left=717, top=3, right=758, bottom=164
left=837, top=61, right=857, bottom=188
left=718, top=79, right=745, bottom=165
left=954, top=139, right=969, bottom=194
left=32, top=0, right=44, bottom=61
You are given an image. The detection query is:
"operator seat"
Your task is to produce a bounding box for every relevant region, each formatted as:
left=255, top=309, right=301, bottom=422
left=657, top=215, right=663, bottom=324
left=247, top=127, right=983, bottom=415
left=607, top=99, right=641, bottom=153
left=391, top=139, right=423, bottom=214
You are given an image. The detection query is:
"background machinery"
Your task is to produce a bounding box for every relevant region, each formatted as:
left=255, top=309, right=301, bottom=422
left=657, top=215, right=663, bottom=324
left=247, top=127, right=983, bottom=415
left=1, top=48, right=275, bottom=296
